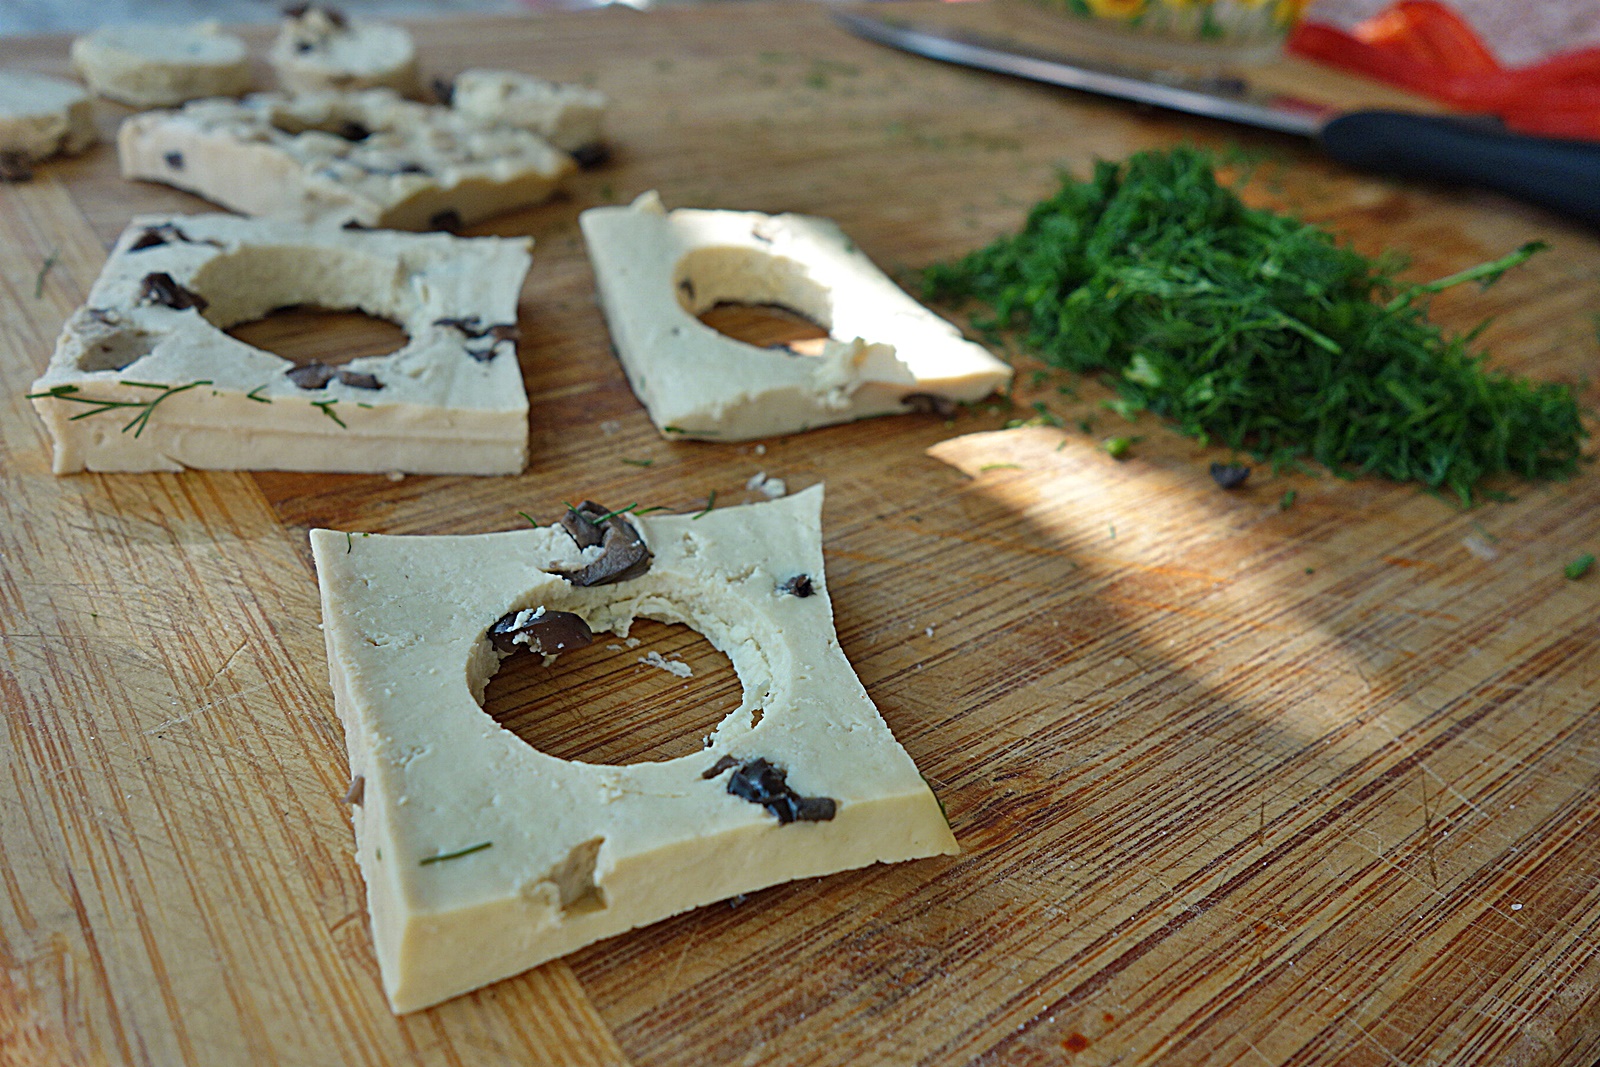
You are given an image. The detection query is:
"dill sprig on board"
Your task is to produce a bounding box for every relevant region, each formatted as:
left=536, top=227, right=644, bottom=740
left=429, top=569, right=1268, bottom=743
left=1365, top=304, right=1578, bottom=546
left=923, top=147, right=1585, bottom=504
left=25, top=379, right=212, bottom=438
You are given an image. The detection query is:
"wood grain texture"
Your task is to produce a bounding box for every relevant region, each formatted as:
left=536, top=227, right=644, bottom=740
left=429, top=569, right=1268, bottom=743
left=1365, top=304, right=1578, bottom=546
left=2, top=3, right=1599, bottom=1065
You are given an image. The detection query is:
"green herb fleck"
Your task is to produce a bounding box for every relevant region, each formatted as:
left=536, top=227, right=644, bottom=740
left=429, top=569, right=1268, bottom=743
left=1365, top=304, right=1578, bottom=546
left=923, top=148, right=1583, bottom=505
left=919, top=773, right=949, bottom=823
left=1103, top=436, right=1137, bottom=459
left=1280, top=489, right=1298, bottom=510
left=979, top=462, right=1022, bottom=472
left=621, top=458, right=654, bottom=467
left=1565, top=553, right=1595, bottom=580
left=245, top=384, right=272, bottom=404
left=420, top=840, right=492, bottom=866
left=692, top=490, right=718, bottom=520
left=517, top=511, right=538, bottom=527
left=34, top=249, right=58, bottom=299
left=312, top=398, right=346, bottom=428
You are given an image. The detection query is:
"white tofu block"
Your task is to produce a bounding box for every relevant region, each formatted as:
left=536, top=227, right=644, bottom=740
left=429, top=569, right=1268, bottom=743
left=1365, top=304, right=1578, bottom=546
left=118, top=90, right=574, bottom=231
left=451, top=69, right=607, bottom=154
left=0, top=71, right=97, bottom=163
left=310, top=486, right=957, bottom=1012
left=71, top=22, right=250, bottom=108
left=580, top=192, right=1012, bottom=441
left=270, top=6, right=420, bottom=97
left=29, top=213, right=533, bottom=475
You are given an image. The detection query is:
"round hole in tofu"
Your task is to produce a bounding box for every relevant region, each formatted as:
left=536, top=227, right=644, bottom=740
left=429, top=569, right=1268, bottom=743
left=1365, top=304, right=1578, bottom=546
left=192, top=243, right=413, bottom=366
left=226, top=305, right=409, bottom=367
left=480, top=619, right=742, bottom=766
left=674, top=246, right=834, bottom=357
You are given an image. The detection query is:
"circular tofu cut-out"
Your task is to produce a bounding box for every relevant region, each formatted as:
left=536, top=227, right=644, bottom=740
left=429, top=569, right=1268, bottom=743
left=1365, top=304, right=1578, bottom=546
left=191, top=244, right=412, bottom=328
left=482, top=619, right=743, bottom=766
left=698, top=302, right=831, bottom=357
left=675, top=246, right=835, bottom=357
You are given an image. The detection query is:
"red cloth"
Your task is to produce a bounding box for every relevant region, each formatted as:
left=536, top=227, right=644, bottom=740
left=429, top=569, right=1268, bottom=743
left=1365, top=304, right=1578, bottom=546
left=1288, top=0, right=1600, bottom=139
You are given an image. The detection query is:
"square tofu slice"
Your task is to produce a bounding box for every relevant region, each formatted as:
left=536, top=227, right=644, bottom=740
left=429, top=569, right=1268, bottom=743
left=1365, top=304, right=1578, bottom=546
left=310, top=487, right=958, bottom=1012
left=119, top=90, right=574, bottom=230
left=29, top=213, right=533, bottom=475
left=580, top=191, right=1012, bottom=441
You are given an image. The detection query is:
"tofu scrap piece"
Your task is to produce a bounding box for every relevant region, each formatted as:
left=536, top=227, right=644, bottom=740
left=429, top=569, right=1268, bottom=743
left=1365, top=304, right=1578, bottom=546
left=450, top=69, right=608, bottom=156
left=0, top=72, right=97, bottom=167
left=309, top=486, right=957, bottom=1013
left=28, top=212, right=533, bottom=475
left=270, top=4, right=419, bottom=96
left=117, top=89, right=575, bottom=230
left=580, top=192, right=1013, bottom=441
left=71, top=22, right=250, bottom=107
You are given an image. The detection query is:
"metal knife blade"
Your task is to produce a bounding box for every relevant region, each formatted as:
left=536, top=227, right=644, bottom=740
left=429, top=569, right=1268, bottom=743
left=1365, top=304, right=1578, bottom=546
left=832, top=10, right=1332, bottom=137
left=832, top=9, right=1600, bottom=228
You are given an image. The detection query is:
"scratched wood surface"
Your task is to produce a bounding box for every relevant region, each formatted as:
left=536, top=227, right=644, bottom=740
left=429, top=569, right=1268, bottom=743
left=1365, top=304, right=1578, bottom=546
left=2, top=4, right=1600, bottom=1065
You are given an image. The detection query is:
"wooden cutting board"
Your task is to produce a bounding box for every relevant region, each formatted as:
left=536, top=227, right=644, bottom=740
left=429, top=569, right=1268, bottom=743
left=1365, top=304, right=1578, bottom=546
left=3, top=4, right=1599, bottom=1064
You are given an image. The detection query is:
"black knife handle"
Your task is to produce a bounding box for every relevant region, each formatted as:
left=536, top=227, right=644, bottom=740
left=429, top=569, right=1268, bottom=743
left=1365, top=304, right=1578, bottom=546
left=1320, top=110, right=1600, bottom=229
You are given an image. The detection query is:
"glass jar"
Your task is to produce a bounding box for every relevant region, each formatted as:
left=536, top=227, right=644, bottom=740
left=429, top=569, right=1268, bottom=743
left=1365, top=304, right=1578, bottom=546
left=1039, top=0, right=1311, bottom=66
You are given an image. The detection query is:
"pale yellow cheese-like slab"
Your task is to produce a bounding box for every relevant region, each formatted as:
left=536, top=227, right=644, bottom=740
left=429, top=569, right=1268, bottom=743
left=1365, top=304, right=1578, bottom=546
left=119, top=90, right=574, bottom=231
left=29, top=213, right=532, bottom=475
left=310, top=486, right=957, bottom=1013
left=580, top=191, right=1013, bottom=441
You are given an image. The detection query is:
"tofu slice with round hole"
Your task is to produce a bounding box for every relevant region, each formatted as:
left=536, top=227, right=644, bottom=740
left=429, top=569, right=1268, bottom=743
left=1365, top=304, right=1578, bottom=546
left=309, top=486, right=957, bottom=1012
left=579, top=191, right=1012, bottom=440
left=28, top=213, right=532, bottom=475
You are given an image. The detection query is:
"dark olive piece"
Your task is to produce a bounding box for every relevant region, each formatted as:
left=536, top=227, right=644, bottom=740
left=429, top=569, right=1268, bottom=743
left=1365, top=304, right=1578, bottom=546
left=559, top=500, right=608, bottom=549
left=428, top=209, right=463, bottom=232
left=901, top=392, right=957, bottom=417
left=701, top=755, right=739, bottom=780
left=337, top=370, right=382, bottom=390
left=286, top=362, right=337, bottom=389
left=487, top=608, right=593, bottom=655
left=1210, top=463, right=1252, bottom=490
left=569, top=142, right=611, bottom=170
left=724, top=758, right=836, bottom=824
left=284, top=3, right=347, bottom=27
left=554, top=501, right=653, bottom=586
left=130, top=222, right=190, bottom=251
left=137, top=272, right=208, bottom=312
left=434, top=316, right=518, bottom=341
left=334, top=121, right=371, bottom=142
left=163, top=151, right=184, bottom=169
left=778, top=574, right=814, bottom=598
left=430, top=77, right=455, bottom=106
left=0, top=151, right=33, bottom=183
left=340, top=219, right=371, bottom=231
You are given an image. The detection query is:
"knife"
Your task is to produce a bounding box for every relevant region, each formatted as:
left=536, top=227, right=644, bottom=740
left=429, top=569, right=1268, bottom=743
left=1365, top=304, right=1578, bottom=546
left=833, top=10, right=1600, bottom=229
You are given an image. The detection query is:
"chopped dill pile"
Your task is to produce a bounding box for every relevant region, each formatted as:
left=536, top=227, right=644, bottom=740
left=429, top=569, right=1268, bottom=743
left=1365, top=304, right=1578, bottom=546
left=923, top=147, right=1585, bottom=504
